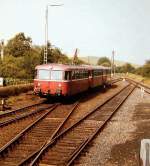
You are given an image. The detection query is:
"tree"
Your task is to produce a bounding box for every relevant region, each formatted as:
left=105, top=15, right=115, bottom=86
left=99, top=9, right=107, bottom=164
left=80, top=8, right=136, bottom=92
left=1, top=32, right=85, bottom=79
left=97, top=57, right=111, bottom=67
left=142, top=60, right=150, bottom=77
left=5, top=32, right=32, bottom=57
left=0, top=55, right=21, bottom=78
left=121, top=63, right=135, bottom=73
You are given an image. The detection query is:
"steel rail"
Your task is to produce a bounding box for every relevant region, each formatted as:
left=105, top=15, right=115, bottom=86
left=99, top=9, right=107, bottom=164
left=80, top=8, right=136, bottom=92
left=125, top=77, right=150, bottom=93
left=0, top=101, right=45, bottom=118
left=30, top=83, right=132, bottom=165
left=0, top=104, right=58, bottom=156
left=67, top=85, right=136, bottom=165
left=110, top=78, right=123, bottom=84
left=18, top=102, right=79, bottom=166
left=0, top=104, right=54, bottom=127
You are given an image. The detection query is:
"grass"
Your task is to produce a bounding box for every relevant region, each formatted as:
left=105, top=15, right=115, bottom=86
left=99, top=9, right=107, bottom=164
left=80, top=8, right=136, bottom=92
left=125, top=73, right=150, bottom=86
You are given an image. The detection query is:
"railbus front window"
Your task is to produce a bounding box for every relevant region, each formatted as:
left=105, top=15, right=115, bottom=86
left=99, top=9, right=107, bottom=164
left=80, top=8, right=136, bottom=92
left=38, top=69, right=50, bottom=80
left=51, top=70, right=63, bottom=80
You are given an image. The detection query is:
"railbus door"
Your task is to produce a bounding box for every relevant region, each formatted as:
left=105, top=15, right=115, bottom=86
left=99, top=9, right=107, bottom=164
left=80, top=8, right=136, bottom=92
left=88, top=70, right=93, bottom=88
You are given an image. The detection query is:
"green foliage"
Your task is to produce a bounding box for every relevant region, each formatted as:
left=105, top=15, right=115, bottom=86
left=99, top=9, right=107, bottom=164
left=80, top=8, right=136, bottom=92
left=0, top=33, right=73, bottom=80
left=116, top=63, right=135, bottom=73
left=5, top=33, right=32, bottom=57
left=142, top=60, right=150, bottom=77
left=122, top=63, right=135, bottom=73
left=97, top=57, right=111, bottom=67
left=72, top=57, right=86, bottom=65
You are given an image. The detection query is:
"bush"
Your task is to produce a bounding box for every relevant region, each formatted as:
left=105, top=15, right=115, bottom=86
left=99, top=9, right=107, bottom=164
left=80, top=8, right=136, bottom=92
left=0, top=84, right=33, bottom=98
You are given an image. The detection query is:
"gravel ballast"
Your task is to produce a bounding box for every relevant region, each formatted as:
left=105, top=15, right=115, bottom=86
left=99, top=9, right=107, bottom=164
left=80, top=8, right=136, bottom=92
left=74, top=85, right=150, bottom=166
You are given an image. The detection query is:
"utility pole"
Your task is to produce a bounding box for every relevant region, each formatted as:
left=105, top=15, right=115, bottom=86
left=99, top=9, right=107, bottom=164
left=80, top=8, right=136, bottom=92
left=72, top=48, right=78, bottom=65
left=44, top=5, right=48, bottom=64
left=88, top=56, right=90, bottom=64
left=111, top=49, right=115, bottom=76
left=1, top=39, right=4, bottom=61
left=43, top=4, right=63, bottom=64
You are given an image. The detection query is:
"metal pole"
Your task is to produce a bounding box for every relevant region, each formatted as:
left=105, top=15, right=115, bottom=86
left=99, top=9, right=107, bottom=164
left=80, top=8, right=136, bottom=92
left=44, top=6, right=48, bottom=64
left=112, top=49, right=116, bottom=76
left=43, top=4, right=63, bottom=64
left=111, top=53, right=113, bottom=77
left=1, top=40, right=4, bottom=61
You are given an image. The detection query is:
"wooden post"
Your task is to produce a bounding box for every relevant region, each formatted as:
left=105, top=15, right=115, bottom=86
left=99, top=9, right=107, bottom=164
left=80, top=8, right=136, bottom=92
left=1, top=99, right=5, bottom=111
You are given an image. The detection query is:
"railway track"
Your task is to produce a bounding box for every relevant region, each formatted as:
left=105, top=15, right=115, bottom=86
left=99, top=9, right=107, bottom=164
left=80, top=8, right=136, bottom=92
left=110, top=78, right=123, bottom=84
left=0, top=102, right=80, bottom=166
left=0, top=101, right=46, bottom=124
left=21, top=83, right=135, bottom=166
left=0, top=103, right=54, bottom=127
left=125, top=77, right=150, bottom=94
left=0, top=103, right=55, bottom=149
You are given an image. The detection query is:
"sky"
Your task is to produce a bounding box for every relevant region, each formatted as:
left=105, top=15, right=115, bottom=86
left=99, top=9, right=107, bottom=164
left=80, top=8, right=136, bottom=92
left=0, top=0, right=150, bottom=65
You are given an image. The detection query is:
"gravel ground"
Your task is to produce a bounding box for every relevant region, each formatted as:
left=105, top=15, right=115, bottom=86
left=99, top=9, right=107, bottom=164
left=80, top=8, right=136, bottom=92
left=74, top=86, right=150, bottom=166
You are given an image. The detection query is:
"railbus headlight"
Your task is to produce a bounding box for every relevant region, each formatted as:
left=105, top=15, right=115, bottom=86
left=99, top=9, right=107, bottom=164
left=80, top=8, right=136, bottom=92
left=58, top=83, right=62, bottom=87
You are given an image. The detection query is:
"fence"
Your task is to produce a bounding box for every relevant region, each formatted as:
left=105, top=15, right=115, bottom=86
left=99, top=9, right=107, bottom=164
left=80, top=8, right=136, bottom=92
left=4, top=78, right=33, bottom=86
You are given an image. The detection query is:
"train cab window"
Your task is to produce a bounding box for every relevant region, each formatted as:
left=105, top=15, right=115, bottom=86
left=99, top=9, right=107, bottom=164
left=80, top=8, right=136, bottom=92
left=38, top=69, right=50, bottom=80
left=65, top=71, right=71, bottom=80
left=51, top=70, right=63, bottom=80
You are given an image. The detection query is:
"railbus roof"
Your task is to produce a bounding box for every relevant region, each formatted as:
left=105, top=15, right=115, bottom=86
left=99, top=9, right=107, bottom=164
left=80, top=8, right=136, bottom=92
left=35, top=63, right=111, bottom=71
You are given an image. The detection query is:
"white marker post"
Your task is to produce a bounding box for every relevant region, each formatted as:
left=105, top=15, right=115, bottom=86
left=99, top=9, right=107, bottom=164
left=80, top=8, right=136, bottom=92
left=0, top=77, right=3, bottom=87
left=141, top=86, right=145, bottom=98
left=140, top=139, right=150, bottom=166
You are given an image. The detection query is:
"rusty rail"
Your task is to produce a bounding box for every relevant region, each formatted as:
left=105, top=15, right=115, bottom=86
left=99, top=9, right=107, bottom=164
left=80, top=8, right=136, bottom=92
left=30, top=83, right=134, bottom=165
left=0, top=104, right=53, bottom=127
left=18, top=102, right=79, bottom=165
left=67, top=85, right=136, bottom=165
left=125, top=77, right=150, bottom=94
left=0, top=104, right=58, bottom=155
left=0, top=100, right=45, bottom=118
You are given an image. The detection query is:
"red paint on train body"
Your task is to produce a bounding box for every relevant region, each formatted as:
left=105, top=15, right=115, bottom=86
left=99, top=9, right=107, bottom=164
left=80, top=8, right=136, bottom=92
left=34, top=64, right=111, bottom=97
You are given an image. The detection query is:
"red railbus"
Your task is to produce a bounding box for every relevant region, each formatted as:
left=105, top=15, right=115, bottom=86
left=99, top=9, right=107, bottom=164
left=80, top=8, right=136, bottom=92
left=34, top=64, right=111, bottom=97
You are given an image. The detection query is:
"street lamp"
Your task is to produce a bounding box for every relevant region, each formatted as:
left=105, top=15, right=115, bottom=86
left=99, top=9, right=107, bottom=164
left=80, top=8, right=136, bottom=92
left=44, top=4, right=63, bottom=64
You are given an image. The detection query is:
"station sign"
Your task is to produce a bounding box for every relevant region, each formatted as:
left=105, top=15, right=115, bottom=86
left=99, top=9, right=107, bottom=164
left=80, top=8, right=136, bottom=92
left=0, top=77, right=3, bottom=86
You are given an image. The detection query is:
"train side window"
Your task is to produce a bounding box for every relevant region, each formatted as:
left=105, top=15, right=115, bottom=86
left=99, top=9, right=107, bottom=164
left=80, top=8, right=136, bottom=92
left=72, top=71, right=75, bottom=80
left=80, top=70, right=83, bottom=79
left=76, top=70, right=80, bottom=79
left=88, top=71, right=92, bottom=77
left=79, top=70, right=82, bottom=79
left=99, top=69, right=103, bottom=75
left=85, top=70, right=88, bottom=78
left=103, top=70, right=106, bottom=75
left=94, top=70, right=98, bottom=76
left=65, top=71, right=71, bottom=80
